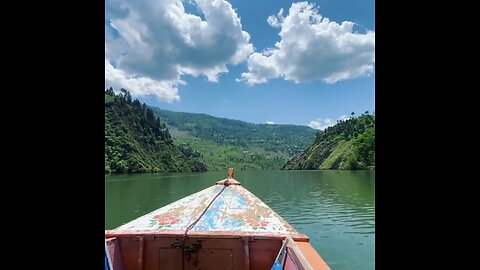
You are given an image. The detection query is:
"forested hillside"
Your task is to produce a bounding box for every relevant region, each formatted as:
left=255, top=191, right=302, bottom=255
left=105, top=88, right=207, bottom=174
left=152, top=108, right=317, bottom=156
left=283, top=114, right=375, bottom=170
left=150, top=107, right=317, bottom=170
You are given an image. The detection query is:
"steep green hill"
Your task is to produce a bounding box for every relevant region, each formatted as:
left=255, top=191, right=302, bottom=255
left=150, top=107, right=317, bottom=170
left=283, top=114, right=375, bottom=170
left=105, top=88, right=207, bottom=174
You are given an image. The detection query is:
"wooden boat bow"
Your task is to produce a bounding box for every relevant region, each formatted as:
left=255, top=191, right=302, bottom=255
left=105, top=168, right=330, bottom=270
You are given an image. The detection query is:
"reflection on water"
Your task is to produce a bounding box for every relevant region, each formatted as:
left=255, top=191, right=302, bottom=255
left=106, top=170, right=374, bottom=270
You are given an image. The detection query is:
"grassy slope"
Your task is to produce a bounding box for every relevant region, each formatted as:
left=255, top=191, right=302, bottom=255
left=283, top=114, right=375, bottom=170
left=151, top=107, right=317, bottom=170
left=170, top=128, right=285, bottom=171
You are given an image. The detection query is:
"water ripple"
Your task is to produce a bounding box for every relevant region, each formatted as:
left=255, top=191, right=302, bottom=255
left=106, top=170, right=375, bottom=270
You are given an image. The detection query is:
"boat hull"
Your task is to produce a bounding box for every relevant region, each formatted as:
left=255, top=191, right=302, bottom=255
left=106, top=234, right=284, bottom=270
left=105, top=170, right=330, bottom=270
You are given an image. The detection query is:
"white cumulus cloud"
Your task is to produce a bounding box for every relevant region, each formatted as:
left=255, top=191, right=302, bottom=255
left=240, top=1, right=375, bottom=85
left=106, top=0, right=253, bottom=102
left=308, top=118, right=334, bottom=130
left=339, top=115, right=350, bottom=121
left=308, top=115, right=354, bottom=130
left=105, top=60, right=181, bottom=102
left=266, top=121, right=275, bottom=125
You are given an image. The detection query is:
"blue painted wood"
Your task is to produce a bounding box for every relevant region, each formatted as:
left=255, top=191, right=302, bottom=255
left=113, top=184, right=301, bottom=237
left=105, top=240, right=113, bottom=270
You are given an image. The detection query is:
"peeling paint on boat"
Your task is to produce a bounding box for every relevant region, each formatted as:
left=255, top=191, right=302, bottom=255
left=114, top=182, right=300, bottom=237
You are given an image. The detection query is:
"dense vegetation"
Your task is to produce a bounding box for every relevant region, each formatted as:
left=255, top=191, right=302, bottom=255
left=151, top=108, right=317, bottom=156
left=105, top=87, right=373, bottom=172
left=283, top=114, right=375, bottom=170
left=150, top=107, right=317, bottom=170
left=105, top=88, right=207, bottom=174
left=170, top=131, right=286, bottom=171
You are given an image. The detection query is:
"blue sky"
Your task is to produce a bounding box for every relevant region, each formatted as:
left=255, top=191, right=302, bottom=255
left=105, top=0, right=375, bottom=130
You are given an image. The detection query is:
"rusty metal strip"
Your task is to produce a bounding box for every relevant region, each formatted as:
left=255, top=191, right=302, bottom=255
left=243, top=237, right=250, bottom=270
left=184, top=185, right=227, bottom=236
left=137, top=236, right=144, bottom=270
left=181, top=184, right=228, bottom=270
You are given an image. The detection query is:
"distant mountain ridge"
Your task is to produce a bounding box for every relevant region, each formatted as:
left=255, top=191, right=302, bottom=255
left=149, top=106, right=318, bottom=170
left=283, top=114, right=375, bottom=170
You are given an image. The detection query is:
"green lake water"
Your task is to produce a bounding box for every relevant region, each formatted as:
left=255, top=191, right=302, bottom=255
left=105, top=170, right=375, bottom=270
